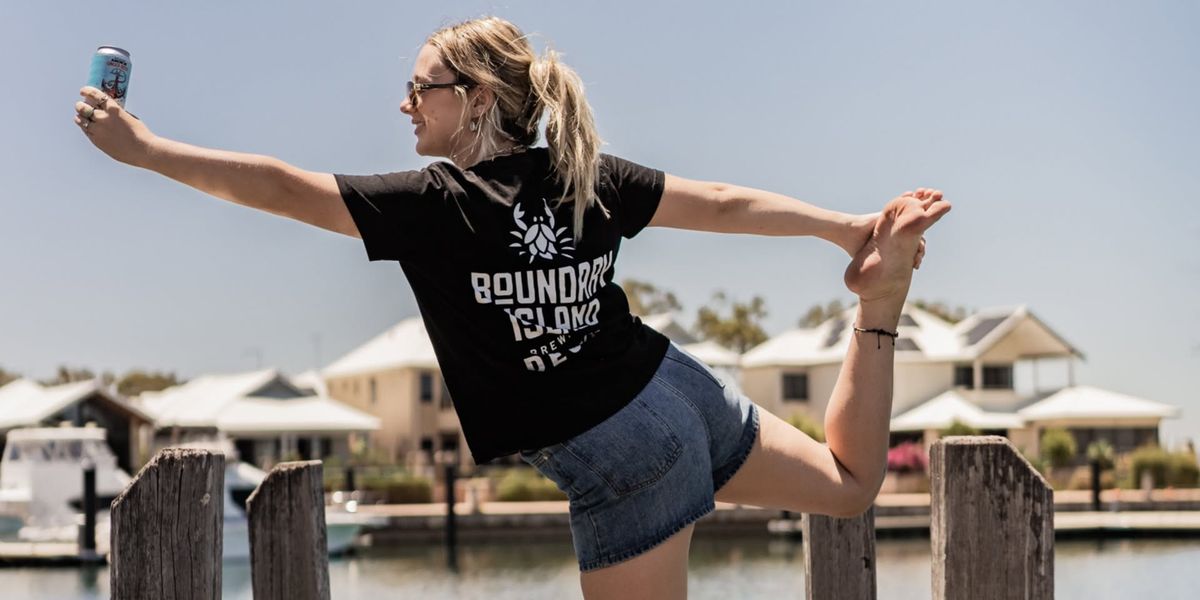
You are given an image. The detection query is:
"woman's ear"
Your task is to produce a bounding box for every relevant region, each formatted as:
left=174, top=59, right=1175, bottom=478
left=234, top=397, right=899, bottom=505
left=471, top=86, right=496, bottom=119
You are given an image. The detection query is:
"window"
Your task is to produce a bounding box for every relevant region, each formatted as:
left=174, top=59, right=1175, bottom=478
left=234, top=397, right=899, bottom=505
left=369, top=378, right=377, bottom=406
left=420, top=437, right=434, bottom=460
left=982, top=365, right=1014, bottom=389
left=419, top=372, right=434, bottom=404
left=782, top=373, right=809, bottom=401
left=439, top=376, right=453, bottom=411
left=954, top=365, right=974, bottom=388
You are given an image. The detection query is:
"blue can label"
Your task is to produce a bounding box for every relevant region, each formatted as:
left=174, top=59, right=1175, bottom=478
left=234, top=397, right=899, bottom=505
left=87, top=50, right=131, bottom=107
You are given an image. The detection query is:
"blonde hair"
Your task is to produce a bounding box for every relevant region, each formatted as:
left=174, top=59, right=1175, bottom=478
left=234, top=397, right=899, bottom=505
left=428, top=17, right=607, bottom=239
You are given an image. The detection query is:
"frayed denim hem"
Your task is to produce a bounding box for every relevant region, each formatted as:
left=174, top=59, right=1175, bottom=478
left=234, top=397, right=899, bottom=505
left=576, top=501, right=716, bottom=573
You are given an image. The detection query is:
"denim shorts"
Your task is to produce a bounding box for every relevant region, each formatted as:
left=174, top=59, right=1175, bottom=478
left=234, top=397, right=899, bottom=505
left=518, top=343, right=761, bottom=572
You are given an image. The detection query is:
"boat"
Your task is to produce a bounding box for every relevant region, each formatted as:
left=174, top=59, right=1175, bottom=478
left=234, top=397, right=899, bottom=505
left=0, top=427, right=128, bottom=544
left=0, top=426, right=382, bottom=558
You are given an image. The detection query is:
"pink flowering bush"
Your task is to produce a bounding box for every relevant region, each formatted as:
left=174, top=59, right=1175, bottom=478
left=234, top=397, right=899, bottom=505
left=887, top=441, right=929, bottom=474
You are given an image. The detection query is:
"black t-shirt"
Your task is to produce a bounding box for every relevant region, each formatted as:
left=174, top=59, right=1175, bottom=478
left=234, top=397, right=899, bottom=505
left=335, top=148, right=671, bottom=464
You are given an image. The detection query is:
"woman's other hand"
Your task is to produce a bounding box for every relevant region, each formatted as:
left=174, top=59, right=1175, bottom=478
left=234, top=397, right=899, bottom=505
left=74, top=86, right=157, bottom=168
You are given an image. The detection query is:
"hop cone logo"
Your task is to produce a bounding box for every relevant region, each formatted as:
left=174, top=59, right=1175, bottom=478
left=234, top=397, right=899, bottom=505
left=509, top=199, right=574, bottom=262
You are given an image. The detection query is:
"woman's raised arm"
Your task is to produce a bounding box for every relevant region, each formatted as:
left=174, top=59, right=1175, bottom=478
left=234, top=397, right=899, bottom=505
left=74, top=86, right=359, bottom=239
left=649, top=173, right=878, bottom=257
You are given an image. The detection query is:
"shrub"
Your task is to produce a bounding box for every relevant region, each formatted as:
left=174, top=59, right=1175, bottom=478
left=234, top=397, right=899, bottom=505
left=1040, top=428, right=1077, bottom=468
left=939, top=419, right=982, bottom=437
left=493, top=468, right=568, bottom=502
left=786, top=413, right=825, bottom=443
left=887, top=441, right=929, bottom=474
left=360, top=472, right=433, bottom=503
left=1167, top=451, right=1200, bottom=487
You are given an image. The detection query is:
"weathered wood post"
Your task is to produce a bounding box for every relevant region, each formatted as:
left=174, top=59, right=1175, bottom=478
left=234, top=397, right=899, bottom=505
left=247, top=460, right=330, bottom=600
left=802, top=507, right=877, bottom=599
left=931, top=436, right=1054, bottom=599
left=110, top=449, right=224, bottom=599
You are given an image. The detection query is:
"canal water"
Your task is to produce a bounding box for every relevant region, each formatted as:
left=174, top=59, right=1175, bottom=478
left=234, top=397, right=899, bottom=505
left=2, top=534, right=1198, bottom=599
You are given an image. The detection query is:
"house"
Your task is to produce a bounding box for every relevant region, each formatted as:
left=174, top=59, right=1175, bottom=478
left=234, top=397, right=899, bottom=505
left=321, top=318, right=464, bottom=469
left=741, top=303, right=1180, bottom=462
left=0, top=378, right=155, bottom=473
left=135, top=368, right=380, bottom=468
left=320, top=314, right=745, bottom=468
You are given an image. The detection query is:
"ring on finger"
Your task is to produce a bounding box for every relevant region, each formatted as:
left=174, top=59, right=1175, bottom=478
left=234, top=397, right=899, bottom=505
left=96, top=96, right=108, bottom=109
left=82, top=105, right=95, bottom=119
left=82, top=120, right=90, bottom=130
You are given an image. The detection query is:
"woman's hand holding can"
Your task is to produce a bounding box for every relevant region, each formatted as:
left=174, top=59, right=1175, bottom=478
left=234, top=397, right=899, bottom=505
left=74, top=86, right=157, bottom=168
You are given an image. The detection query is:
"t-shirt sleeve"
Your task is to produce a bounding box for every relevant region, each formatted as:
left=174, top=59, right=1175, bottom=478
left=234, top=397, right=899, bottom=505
left=334, top=168, right=451, bottom=262
left=600, top=154, right=665, bottom=239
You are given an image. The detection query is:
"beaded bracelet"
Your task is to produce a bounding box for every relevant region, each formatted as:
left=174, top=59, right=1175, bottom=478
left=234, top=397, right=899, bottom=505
left=853, top=326, right=899, bottom=349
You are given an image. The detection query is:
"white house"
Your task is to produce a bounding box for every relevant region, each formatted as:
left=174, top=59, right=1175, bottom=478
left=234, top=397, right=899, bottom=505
left=741, top=303, right=1180, bottom=462
left=135, top=368, right=380, bottom=468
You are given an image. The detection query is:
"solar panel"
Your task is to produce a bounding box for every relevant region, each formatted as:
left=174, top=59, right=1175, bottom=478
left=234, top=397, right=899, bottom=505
left=898, top=314, right=918, bottom=327
left=965, top=316, right=1008, bottom=345
left=895, top=338, right=921, bottom=352
left=824, top=319, right=846, bottom=348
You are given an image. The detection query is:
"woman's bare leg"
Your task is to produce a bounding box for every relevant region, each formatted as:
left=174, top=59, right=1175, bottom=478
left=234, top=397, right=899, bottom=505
left=578, top=523, right=694, bottom=600
left=716, top=188, right=950, bottom=516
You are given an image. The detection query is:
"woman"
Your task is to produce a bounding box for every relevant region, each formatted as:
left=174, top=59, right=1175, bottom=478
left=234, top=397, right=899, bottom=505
left=74, top=17, right=949, bottom=599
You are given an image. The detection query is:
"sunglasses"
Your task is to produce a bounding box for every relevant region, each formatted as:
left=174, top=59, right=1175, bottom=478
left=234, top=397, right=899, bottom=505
left=405, top=80, right=475, bottom=107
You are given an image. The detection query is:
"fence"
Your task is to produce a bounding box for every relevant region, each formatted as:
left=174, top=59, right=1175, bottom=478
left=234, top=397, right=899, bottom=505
left=108, top=435, right=1052, bottom=599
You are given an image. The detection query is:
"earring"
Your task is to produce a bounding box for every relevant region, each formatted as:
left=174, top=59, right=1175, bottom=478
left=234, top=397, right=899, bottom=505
left=468, top=119, right=479, bottom=132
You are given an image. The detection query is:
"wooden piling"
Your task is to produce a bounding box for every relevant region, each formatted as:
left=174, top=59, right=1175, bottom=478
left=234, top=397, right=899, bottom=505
left=802, top=507, right=877, bottom=599
left=931, top=436, right=1054, bottom=599
left=110, top=448, right=224, bottom=600
left=247, top=460, right=331, bottom=600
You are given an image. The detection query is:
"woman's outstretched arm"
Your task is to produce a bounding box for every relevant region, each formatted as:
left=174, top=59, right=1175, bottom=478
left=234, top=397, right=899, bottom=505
left=650, top=173, right=878, bottom=257
left=73, top=86, right=358, bottom=238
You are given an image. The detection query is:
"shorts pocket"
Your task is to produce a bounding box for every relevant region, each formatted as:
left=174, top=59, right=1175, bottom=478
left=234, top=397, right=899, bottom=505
left=562, top=396, right=683, bottom=497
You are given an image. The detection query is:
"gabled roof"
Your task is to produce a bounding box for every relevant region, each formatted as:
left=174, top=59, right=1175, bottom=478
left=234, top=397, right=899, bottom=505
left=890, top=390, right=1024, bottom=432
left=138, top=367, right=379, bottom=434
left=321, top=317, right=438, bottom=378
left=742, top=303, right=1081, bottom=368
left=290, top=370, right=328, bottom=397
left=138, top=368, right=297, bottom=428
left=1018, top=386, right=1180, bottom=421
left=0, top=378, right=154, bottom=430
left=216, top=396, right=380, bottom=434
left=742, top=303, right=955, bottom=367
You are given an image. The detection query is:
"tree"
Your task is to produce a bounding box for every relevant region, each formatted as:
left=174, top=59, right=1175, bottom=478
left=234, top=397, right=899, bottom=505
left=39, top=365, right=100, bottom=386
left=621, top=279, right=683, bottom=316
left=116, top=370, right=184, bottom=397
left=0, top=366, right=20, bottom=387
left=911, top=299, right=970, bottom=324
left=694, top=291, right=768, bottom=353
left=940, top=419, right=982, bottom=437
left=798, top=298, right=849, bottom=328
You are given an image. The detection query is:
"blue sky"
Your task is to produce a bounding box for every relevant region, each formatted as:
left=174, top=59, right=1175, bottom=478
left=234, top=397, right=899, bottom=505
left=2, top=1, right=1197, bottom=443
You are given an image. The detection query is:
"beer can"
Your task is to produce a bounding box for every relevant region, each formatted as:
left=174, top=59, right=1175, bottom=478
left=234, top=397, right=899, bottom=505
left=86, top=46, right=132, bottom=107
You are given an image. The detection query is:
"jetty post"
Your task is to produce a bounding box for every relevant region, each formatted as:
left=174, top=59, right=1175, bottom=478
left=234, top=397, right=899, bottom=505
left=109, top=448, right=224, bottom=599
left=246, top=460, right=331, bottom=600
left=802, top=507, right=877, bottom=599
left=931, top=436, right=1054, bottom=599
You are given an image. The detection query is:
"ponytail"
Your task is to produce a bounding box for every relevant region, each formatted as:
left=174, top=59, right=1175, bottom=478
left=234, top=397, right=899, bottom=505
left=430, top=18, right=607, bottom=240
left=529, top=49, right=606, bottom=240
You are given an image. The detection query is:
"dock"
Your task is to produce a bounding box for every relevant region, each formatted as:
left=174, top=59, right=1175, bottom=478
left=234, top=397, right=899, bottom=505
left=0, top=541, right=106, bottom=566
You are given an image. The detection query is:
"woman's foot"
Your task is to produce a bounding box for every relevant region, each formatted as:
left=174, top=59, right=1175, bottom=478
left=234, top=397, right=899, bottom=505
left=844, top=188, right=951, bottom=303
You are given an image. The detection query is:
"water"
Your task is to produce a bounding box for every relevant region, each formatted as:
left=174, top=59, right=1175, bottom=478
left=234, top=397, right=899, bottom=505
left=2, top=534, right=1198, bottom=599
